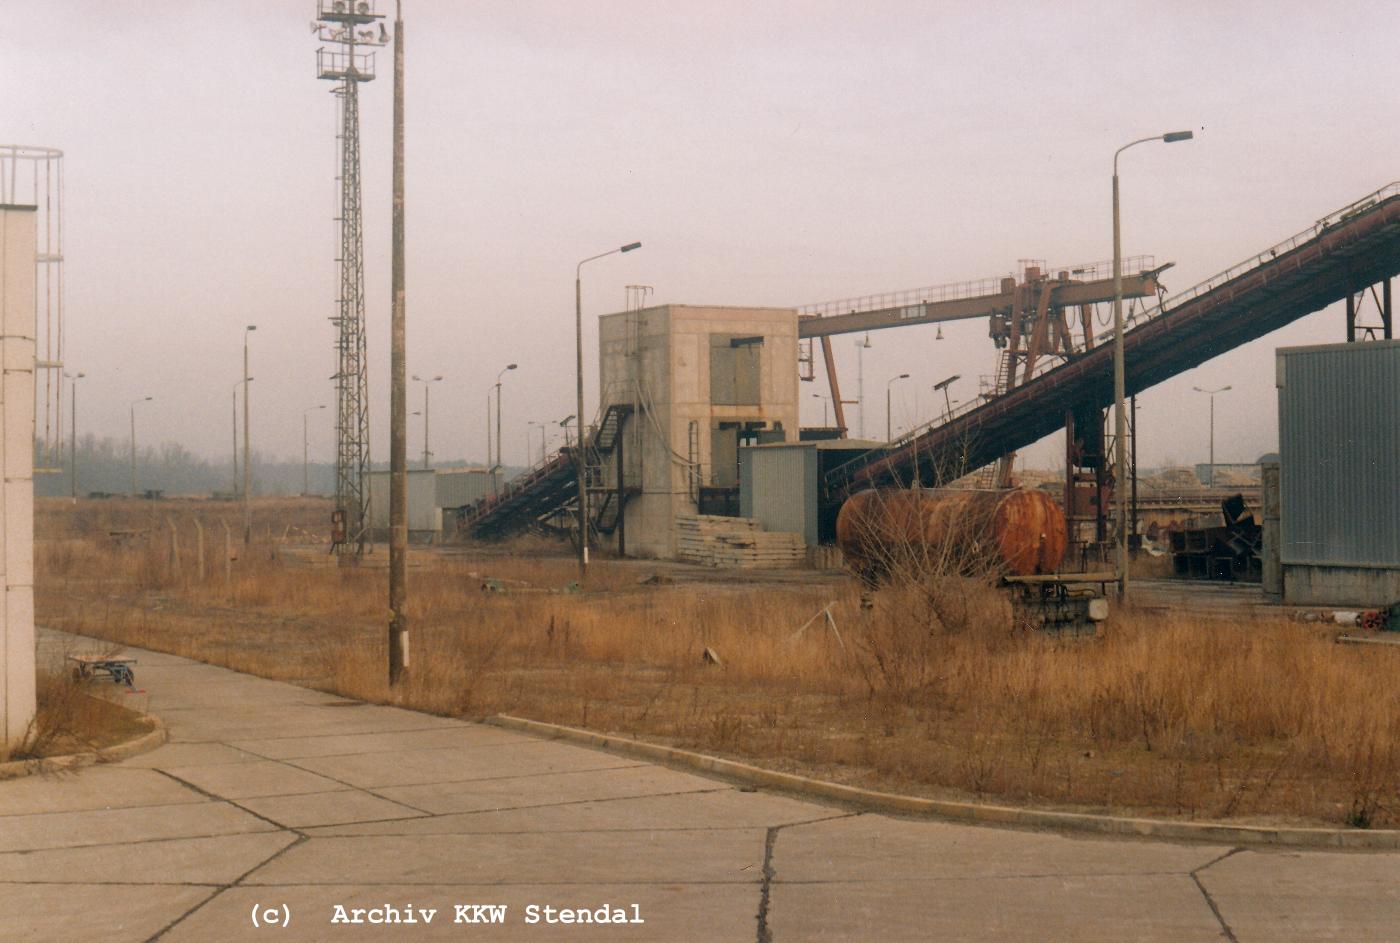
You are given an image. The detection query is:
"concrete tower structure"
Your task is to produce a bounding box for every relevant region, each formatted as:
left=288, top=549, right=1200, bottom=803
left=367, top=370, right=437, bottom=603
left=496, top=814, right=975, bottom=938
left=597, top=305, right=799, bottom=558
left=0, top=204, right=36, bottom=751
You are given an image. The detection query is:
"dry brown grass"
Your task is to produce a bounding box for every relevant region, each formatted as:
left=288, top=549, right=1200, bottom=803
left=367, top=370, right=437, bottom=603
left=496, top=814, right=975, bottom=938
left=4, top=664, right=153, bottom=763
left=33, top=498, right=1400, bottom=828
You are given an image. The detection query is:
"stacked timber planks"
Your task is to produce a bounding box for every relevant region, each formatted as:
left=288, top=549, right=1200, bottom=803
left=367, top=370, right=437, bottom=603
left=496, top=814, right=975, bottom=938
left=675, top=515, right=806, bottom=569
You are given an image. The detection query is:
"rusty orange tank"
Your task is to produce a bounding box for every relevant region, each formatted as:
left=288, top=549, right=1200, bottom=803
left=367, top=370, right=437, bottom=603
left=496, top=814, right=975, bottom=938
left=834, top=487, right=1067, bottom=584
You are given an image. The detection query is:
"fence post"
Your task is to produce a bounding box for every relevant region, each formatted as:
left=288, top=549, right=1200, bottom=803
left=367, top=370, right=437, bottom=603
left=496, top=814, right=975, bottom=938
left=191, top=516, right=205, bottom=581
left=166, top=517, right=180, bottom=576
left=221, top=519, right=232, bottom=584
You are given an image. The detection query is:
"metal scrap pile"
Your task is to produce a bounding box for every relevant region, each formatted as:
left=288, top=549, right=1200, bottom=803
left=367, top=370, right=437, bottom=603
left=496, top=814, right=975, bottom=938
left=1168, top=494, right=1261, bottom=582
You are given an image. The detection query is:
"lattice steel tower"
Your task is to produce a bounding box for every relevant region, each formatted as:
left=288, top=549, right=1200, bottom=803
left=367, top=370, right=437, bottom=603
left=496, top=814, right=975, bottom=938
left=314, top=1, right=385, bottom=553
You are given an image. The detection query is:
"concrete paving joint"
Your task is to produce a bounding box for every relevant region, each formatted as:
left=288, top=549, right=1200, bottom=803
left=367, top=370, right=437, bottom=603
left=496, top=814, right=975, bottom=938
left=485, top=714, right=1400, bottom=851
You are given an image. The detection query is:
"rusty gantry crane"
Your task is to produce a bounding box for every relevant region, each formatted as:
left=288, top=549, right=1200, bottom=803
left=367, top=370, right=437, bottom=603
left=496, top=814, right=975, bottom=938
left=798, top=256, right=1169, bottom=549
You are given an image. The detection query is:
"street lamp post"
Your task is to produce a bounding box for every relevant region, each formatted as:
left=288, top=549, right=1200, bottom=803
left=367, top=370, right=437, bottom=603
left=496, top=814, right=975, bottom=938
left=528, top=421, right=547, bottom=466
left=67, top=372, right=85, bottom=501
left=1192, top=385, right=1231, bottom=488
left=242, top=324, right=257, bottom=543
left=933, top=373, right=961, bottom=419
left=494, top=364, right=517, bottom=475
left=886, top=373, right=910, bottom=441
left=303, top=404, right=327, bottom=495
left=812, top=392, right=829, bottom=427
left=412, top=374, right=444, bottom=469
left=129, top=396, right=152, bottom=496
left=575, top=241, right=641, bottom=580
left=230, top=379, right=251, bottom=498
left=855, top=335, right=872, bottom=438
left=1113, top=129, right=1193, bottom=599
left=560, top=414, right=575, bottom=449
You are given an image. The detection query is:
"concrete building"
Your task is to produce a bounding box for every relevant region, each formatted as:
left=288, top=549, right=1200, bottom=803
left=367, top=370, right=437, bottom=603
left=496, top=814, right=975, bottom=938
left=1276, top=340, right=1400, bottom=606
left=595, top=305, right=800, bottom=558
left=1, top=204, right=36, bottom=750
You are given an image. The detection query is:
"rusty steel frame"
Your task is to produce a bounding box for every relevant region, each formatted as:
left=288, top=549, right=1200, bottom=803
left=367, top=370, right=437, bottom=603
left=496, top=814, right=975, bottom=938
left=827, top=184, right=1400, bottom=499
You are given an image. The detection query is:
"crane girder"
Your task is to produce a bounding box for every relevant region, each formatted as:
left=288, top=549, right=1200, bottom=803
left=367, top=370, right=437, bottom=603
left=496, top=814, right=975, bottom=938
left=797, top=265, right=1170, bottom=339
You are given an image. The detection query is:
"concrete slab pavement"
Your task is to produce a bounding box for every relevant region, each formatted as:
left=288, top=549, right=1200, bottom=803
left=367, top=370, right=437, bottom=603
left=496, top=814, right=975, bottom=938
left=3, top=628, right=1397, bottom=942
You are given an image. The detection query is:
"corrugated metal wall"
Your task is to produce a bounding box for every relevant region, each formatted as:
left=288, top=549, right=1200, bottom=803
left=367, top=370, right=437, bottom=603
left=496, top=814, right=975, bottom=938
left=1277, top=341, right=1400, bottom=567
left=366, top=469, right=439, bottom=533
left=434, top=468, right=496, bottom=508
left=740, top=445, right=817, bottom=545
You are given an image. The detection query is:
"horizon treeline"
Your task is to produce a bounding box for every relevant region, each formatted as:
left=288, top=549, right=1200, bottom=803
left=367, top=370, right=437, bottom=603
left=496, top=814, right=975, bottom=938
left=34, top=435, right=507, bottom=498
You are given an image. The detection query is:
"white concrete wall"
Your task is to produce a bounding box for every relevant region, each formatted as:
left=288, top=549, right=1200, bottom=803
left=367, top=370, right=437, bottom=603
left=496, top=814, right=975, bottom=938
left=0, top=206, right=36, bottom=751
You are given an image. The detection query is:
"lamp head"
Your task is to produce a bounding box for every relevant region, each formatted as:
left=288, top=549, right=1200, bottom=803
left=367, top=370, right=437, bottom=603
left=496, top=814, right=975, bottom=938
left=506, top=363, right=518, bottom=371
left=246, top=324, right=257, bottom=332
left=620, top=242, right=642, bottom=253
left=898, top=373, right=910, bottom=380
left=1162, top=130, right=1194, bottom=143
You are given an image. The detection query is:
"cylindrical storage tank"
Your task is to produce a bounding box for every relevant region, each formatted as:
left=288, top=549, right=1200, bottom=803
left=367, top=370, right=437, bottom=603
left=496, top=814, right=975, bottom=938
left=835, top=487, right=1066, bottom=581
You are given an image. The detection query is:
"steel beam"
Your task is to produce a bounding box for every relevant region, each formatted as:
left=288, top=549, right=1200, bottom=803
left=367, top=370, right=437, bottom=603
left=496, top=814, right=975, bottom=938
left=797, top=270, right=1165, bottom=339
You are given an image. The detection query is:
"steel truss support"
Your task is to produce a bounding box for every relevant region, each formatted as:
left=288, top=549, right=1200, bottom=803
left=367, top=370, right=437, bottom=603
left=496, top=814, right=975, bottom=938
left=1346, top=276, right=1393, bottom=342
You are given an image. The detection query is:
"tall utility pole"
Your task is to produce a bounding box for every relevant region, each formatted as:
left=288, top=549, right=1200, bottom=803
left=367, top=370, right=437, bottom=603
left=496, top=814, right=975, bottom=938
left=129, top=397, right=152, bottom=496
left=1112, top=129, right=1193, bottom=601
left=231, top=387, right=238, bottom=498
left=387, top=0, right=408, bottom=686
left=855, top=335, right=871, bottom=438
left=411, top=374, right=442, bottom=468
left=885, top=372, right=909, bottom=442
left=1187, top=380, right=1232, bottom=484
left=242, top=325, right=256, bottom=543
left=303, top=404, right=326, bottom=495
left=67, top=372, right=84, bottom=501
left=575, top=243, right=641, bottom=580
left=495, top=363, right=517, bottom=474
left=229, top=379, right=249, bottom=498
left=316, top=1, right=385, bottom=556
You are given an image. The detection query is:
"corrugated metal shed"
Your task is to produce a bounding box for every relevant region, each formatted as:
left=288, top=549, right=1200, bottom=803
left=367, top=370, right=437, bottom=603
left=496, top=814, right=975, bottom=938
left=366, top=469, right=439, bottom=536
left=434, top=467, right=498, bottom=508
left=740, top=443, right=818, bottom=546
left=1277, top=340, right=1400, bottom=604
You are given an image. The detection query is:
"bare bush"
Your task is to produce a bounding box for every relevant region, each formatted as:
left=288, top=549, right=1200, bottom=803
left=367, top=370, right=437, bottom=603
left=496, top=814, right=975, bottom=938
left=33, top=496, right=1400, bottom=827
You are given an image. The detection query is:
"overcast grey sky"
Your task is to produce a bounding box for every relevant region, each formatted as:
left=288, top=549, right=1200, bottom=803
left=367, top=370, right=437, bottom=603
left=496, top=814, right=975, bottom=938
left=4, top=1, right=1397, bottom=470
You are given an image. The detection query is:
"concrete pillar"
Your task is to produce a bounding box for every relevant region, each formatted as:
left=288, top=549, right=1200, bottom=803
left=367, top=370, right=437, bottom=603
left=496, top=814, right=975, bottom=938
left=0, top=204, right=37, bottom=752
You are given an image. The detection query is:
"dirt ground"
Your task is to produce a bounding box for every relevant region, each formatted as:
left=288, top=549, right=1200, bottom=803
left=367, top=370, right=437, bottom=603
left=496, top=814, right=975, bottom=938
left=32, top=497, right=1400, bottom=829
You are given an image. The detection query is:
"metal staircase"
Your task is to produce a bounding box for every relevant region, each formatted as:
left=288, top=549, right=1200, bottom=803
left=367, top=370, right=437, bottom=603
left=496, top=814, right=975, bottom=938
left=456, top=402, right=635, bottom=540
